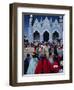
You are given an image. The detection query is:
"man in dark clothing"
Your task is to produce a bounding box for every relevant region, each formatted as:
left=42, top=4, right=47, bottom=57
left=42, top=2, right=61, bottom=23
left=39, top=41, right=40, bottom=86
left=24, top=54, right=31, bottom=74
left=54, top=45, right=58, bottom=56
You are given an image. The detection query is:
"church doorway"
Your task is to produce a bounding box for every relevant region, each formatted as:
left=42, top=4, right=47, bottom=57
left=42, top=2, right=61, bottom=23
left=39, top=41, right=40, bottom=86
left=33, top=31, right=40, bottom=41
left=43, top=31, right=49, bottom=42
left=52, top=31, right=59, bottom=40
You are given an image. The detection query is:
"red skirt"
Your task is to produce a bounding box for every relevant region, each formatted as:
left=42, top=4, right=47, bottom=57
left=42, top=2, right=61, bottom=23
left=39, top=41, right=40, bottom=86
left=35, top=58, right=53, bottom=74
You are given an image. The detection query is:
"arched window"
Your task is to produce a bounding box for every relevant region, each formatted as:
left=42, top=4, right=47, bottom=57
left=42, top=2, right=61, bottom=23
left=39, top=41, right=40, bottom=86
left=52, top=31, right=59, bottom=40
left=33, top=31, right=40, bottom=41
left=43, top=31, right=49, bottom=42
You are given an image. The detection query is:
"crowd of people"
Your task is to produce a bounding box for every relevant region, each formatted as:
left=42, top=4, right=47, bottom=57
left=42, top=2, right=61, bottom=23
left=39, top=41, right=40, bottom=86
left=24, top=40, right=63, bottom=74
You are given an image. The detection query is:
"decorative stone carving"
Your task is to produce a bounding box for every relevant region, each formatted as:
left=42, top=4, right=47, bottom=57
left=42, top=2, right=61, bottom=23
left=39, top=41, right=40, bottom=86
left=42, top=17, right=50, bottom=30
left=28, top=16, right=63, bottom=43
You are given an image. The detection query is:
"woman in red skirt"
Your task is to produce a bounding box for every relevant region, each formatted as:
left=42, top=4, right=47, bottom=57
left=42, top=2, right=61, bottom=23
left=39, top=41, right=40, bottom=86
left=35, top=55, right=52, bottom=74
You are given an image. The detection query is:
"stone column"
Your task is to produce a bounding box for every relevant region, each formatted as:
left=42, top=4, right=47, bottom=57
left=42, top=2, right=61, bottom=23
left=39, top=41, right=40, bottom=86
left=40, top=33, right=43, bottom=42
left=49, top=33, right=52, bottom=43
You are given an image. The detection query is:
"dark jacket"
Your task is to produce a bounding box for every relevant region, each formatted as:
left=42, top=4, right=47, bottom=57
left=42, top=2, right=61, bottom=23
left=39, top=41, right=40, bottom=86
left=24, top=57, right=30, bottom=74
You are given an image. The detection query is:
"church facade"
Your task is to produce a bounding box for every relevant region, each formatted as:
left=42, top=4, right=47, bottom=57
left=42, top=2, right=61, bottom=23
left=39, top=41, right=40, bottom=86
left=26, top=15, right=63, bottom=43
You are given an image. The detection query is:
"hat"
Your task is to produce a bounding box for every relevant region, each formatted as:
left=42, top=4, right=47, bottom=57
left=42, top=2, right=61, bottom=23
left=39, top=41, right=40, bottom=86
left=32, top=52, right=36, bottom=56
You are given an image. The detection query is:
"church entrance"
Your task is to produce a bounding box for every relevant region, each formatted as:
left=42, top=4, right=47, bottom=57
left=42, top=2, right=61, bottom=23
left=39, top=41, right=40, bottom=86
left=52, top=31, right=59, bottom=40
left=33, top=31, right=40, bottom=41
left=43, top=31, right=49, bottom=42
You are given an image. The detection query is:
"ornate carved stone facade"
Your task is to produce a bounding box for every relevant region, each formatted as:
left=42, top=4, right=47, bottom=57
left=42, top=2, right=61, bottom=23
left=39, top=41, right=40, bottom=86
left=27, top=15, right=63, bottom=43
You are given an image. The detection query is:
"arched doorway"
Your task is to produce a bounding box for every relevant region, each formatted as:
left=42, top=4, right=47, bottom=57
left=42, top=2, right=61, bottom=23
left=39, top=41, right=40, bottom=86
left=33, top=31, right=40, bottom=41
left=52, top=31, right=59, bottom=40
left=43, top=31, right=49, bottom=42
